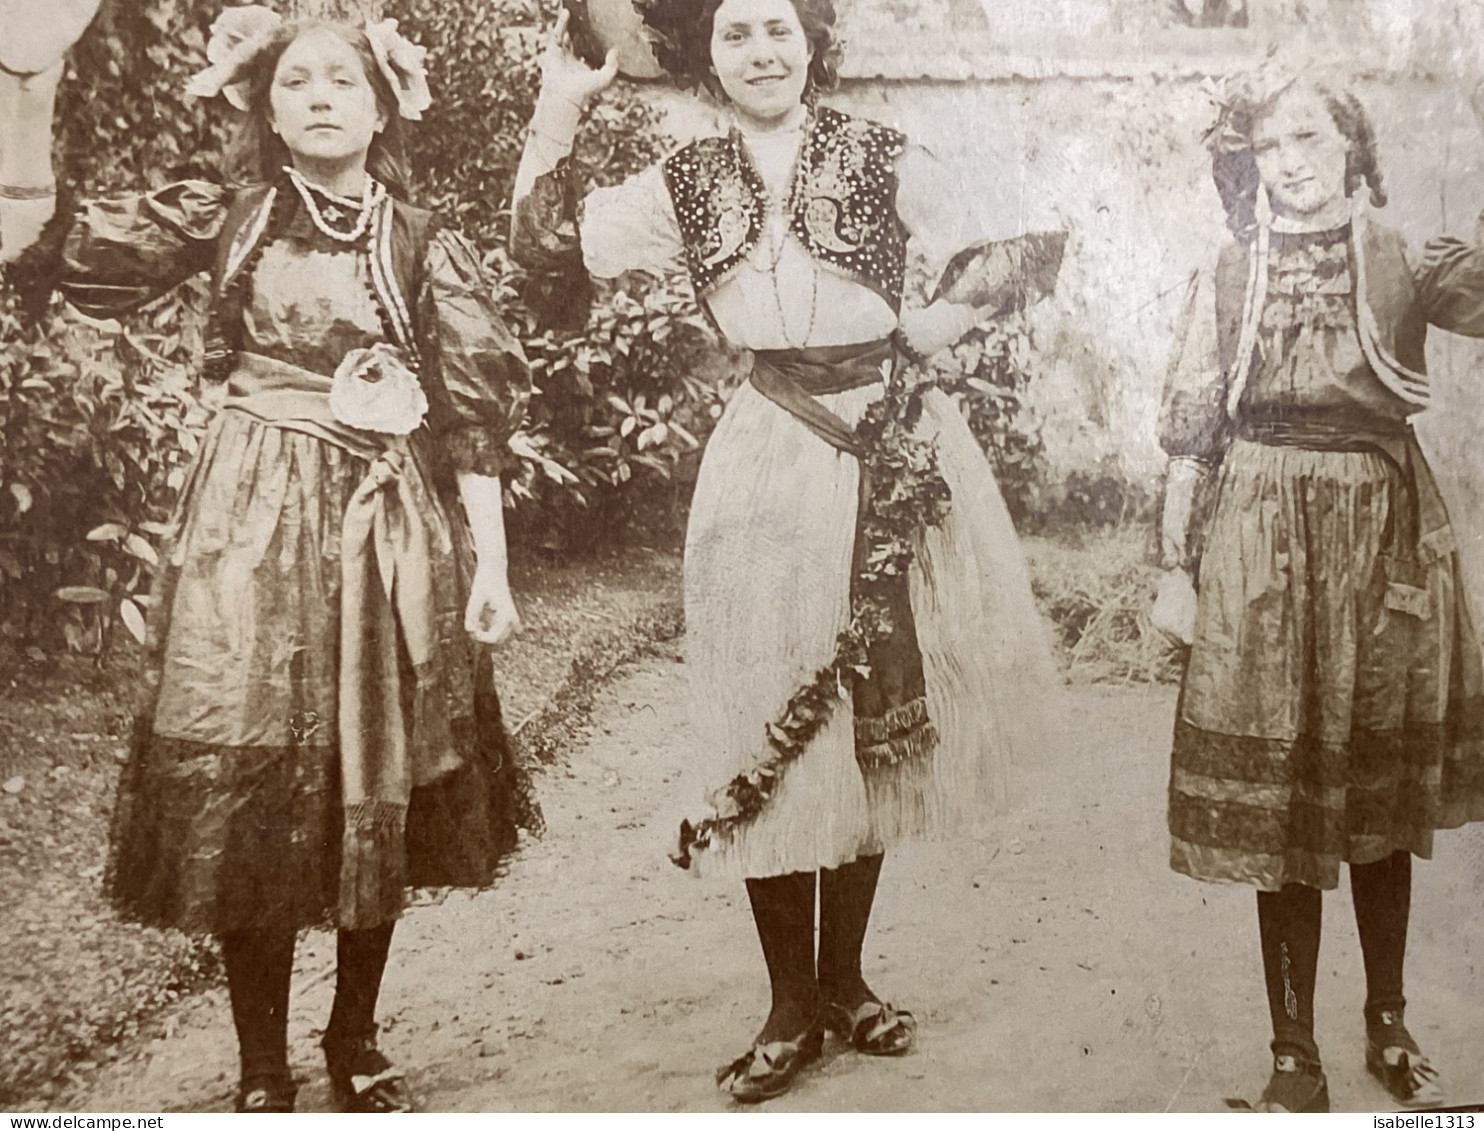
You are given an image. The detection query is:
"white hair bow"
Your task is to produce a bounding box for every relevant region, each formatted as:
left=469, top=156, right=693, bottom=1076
left=184, top=5, right=431, bottom=120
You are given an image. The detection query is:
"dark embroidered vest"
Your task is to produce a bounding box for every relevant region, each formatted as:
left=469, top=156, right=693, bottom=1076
left=662, top=106, right=909, bottom=311
left=204, top=182, right=432, bottom=379
left=1213, top=220, right=1427, bottom=388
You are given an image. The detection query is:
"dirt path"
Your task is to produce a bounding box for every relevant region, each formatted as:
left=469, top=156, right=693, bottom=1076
left=62, top=650, right=1484, bottom=1113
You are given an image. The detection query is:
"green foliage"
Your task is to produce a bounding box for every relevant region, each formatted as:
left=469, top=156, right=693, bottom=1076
left=0, top=284, right=211, bottom=654
left=55, top=0, right=224, bottom=191
left=919, top=315, right=1046, bottom=528
left=501, top=266, right=731, bottom=550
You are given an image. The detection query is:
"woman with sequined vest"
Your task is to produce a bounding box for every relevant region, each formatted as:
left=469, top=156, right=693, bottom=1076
left=511, top=0, right=1063, bottom=1103
left=1, top=12, right=540, bottom=1113
left=1155, top=67, right=1484, bottom=1113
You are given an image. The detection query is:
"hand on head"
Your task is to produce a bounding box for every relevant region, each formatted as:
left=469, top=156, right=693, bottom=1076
left=539, top=9, right=619, bottom=111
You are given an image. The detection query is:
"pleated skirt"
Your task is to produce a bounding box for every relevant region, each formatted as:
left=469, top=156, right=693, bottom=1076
left=681, top=380, right=1061, bottom=880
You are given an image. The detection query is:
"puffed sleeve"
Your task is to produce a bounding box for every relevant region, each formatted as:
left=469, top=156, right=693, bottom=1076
left=1158, top=262, right=1230, bottom=465
left=418, top=227, right=531, bottom=478
left=1417, top=210, right=1484, bottom=336
left=579, top=163, right=685, bottom=280
left=58, top=181, right=228, bottom=319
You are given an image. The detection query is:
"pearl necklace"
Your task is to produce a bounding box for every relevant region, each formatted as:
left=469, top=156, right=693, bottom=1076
left=285, top=166, right=386, bottom=244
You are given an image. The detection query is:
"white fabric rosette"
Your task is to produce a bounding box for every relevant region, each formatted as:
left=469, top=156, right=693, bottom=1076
left=183, top=7, right=432, bottom=120
left=329, top=343, right=428, bottom=436
left=364, top=19, right=432, bottom=121
left=183, top=5, right=282, bottom=111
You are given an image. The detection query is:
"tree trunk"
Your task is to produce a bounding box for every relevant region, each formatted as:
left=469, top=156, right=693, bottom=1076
left=285, top=0, right=383, bottom=19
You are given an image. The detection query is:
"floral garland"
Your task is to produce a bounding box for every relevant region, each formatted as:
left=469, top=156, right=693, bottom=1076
left=671, top=357, right=952, bottom=869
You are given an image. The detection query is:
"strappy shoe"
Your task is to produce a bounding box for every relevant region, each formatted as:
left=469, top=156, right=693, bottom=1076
left=323, top=1032, right=417, bottom=1113
left=1256, top=1052, right=1330, bottom=1113
left=826, top=1000, right=917, bottom=1057
left=715, top=1023, right=825, bottom=1104
left=1366, top=1009, right=1445, bottom=1110
left=234, top=1074, right=298, bottom=1113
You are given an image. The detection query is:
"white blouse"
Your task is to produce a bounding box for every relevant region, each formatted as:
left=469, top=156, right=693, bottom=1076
left=579, top=124, right=992, bottom=351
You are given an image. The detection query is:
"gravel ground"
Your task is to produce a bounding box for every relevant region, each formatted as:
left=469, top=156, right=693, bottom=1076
left=0, top=545, right=681, bottom=1106
left=44, top=658, right=1484, bottom=1113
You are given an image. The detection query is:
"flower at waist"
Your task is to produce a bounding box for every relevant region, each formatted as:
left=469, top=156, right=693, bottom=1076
left=329, top=343, right=428, bottom=436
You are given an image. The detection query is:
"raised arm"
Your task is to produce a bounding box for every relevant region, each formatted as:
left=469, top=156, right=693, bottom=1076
left=509, top=11, right=617, bottom=277
left=0, top=0, right=104, bottom=261
left=1416, top=211, right=1484, bottom=337
left=2, top=48, right=226, bottom=320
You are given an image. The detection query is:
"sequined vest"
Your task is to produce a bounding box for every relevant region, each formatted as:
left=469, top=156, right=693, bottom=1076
left=661, top=106, right=909, bottom=311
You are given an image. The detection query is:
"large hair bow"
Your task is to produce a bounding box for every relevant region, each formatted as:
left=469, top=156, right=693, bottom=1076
left=184, top=5, right=431, bottom=120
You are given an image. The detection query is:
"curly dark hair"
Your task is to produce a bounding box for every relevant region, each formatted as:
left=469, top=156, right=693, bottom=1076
left=223, top=21, right=413, bottom=198
left=1209, top=75, right=1386, bottom=240
left=635, top=0, right=841, bottom=97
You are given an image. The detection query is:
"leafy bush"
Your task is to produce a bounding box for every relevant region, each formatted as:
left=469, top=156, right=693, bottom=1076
left=918, top=315, right=1047, bottom=529
left=0, top=284, right=211, bottom=655
left=502, top=269, right=736, bottom=551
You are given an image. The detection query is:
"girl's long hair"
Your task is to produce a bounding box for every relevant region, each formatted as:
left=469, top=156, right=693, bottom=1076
left=1210, top=77, right=1386, bottom=240
left=222, top=20, right=412, bottom=198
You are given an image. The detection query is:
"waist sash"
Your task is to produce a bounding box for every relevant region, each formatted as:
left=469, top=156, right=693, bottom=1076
left=744, top=339, right=935, bottom=769
left=224, top=351, right=458, bottom=927
left=747, top=340, right=892, bottom=459
left=1237, top=412, right=1456, bottom=618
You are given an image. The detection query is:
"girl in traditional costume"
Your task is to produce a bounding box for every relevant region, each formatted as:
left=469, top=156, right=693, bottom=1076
left=1, top=10, right=539, bottom=1112
left=1156, top=66, right=1484, bottom=1112
left=511, top=0, right=1062, bottom=1102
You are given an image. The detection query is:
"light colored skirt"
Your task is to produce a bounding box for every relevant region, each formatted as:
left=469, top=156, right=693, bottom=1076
left=682, top=378, right=1060, bottom=880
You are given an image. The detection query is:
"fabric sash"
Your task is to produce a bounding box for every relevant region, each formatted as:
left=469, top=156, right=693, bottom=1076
left=745, top=338, right=936, bottom=768
left=747, top=340, right=892, bottom=458
left=1238, top=412, right=1455, bottom=618
left=223, top=351, right=460, bottom=927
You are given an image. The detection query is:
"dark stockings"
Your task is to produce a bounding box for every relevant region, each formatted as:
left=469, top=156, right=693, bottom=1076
left=326, top=922, right=396, bottom=1045
left=1256, top=852, right=1413, bottom=1062
left=1257, top=883, right=1322, bottom=1061
left=819, top=851, right=884, bottom=1011
left=221, top=923, right=396, bottom=1083
left=746, top=871, right=819, bottom=1043
left=745, top=852, right=887, bottom=1043
left=1350, top=851, right=1411, bottom=1037
left=223, top=928, right=296, bottom=1082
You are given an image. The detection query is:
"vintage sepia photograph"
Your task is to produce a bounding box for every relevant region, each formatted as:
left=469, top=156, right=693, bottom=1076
left=3, top=0, right=1484, bottom=1114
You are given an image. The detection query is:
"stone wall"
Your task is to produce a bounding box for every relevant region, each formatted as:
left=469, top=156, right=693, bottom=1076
left=640, top=52, right=1484, bottom=597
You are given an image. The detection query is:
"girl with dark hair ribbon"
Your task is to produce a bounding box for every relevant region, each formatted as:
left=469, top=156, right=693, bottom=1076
left=1, top=9, right=540, bottom=1112
left=511, top=0, right=1064, bottom=1103
left=1155, top=62, right=1484, bottom=1112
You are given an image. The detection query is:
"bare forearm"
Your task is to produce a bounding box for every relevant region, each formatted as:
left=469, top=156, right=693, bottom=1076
left=456, top=470, right=510, bottom=575
left=512, top=95, right=582, bottom=228
left=0, top=64, right=62, bottom=260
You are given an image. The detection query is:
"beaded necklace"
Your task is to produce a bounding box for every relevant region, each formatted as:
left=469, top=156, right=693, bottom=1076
left=284, top=166, right=386, bottom=244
